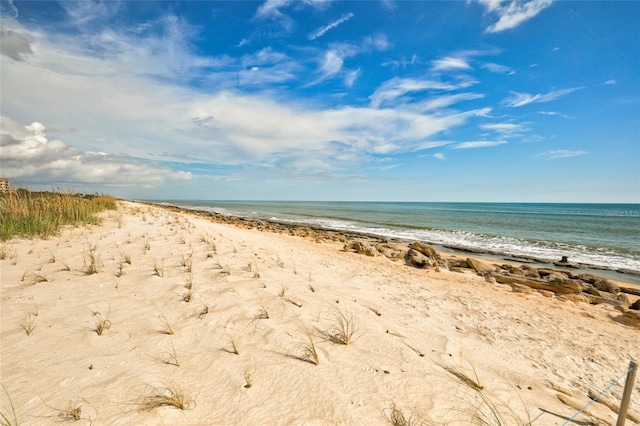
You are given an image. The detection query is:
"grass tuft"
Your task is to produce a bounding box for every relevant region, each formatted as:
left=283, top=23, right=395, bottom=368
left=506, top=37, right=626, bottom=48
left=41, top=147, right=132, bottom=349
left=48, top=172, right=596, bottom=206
left=20, top=310, right=38, bottom=335
left=139, top=383, right=193, bottom=411
left=299, top=328, right=320, bottom=365
left=321, top=307, right=357, bottom=345
left=158, top=310, right=174, bottom=335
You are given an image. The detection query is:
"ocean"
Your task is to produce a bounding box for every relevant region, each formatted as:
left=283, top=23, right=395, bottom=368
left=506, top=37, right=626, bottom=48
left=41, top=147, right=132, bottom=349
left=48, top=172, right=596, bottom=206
left=150, top=200, right=640, bottom=281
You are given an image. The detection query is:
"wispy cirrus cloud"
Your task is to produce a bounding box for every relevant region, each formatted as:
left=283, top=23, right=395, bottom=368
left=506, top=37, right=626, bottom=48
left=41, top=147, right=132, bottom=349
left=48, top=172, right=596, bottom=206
left=309, top=35, right=388, bottom=86
left=481, top=62, right=515, bottom=74
left=537, top=149, right=587, bottom=159
left=431, top=56, right=472, bottom=72
left=480, top=122, right=527, bottom=138
left=308, top=12, right=354, bottom=40
left=369, top=77, right=476, bottom=108
left=479, top=0, right=553, bottom=33
left=451, top=140, right=507, bottom=149
left=503, top=87, right=582, bottom=107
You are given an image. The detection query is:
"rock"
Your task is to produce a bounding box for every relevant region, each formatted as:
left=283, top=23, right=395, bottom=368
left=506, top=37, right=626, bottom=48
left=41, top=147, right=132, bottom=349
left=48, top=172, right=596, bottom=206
left=375, top=243, right=404, bottom=260
left=622, top=309, right=640, bottom=324
left=467, top=258, right=496, bottom=276
left=562, top=293, right=590, bottom=304
left=447, top=258, right=470, bottom=269
left=405, top=249, right=430, bottom=268
left=585, top=295, right=625, bottom=307
left=492, top=274, right=581, bottom=294
left=537, top=290, right=555, bottom=298
left=616, top=293, right=630, bottom=305
left=510, top=283, right=534, bottom=294
left=343, top=240, right=377, bottom=257
left=409, top=242, right=441, bottom=260
left=406, top=242, right=445, bottom=268
left=582, top=286, right=601, bottom=297
left=621, top=286, right=640, bottom=297
left=576, top=274, right=620, bottom=294
left=631, top=299, right=640, bottom=310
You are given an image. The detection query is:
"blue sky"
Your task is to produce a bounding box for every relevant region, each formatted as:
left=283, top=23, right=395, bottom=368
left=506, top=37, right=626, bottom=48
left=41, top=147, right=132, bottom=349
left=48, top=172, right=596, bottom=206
left=0, top=0, right=638, bottom=202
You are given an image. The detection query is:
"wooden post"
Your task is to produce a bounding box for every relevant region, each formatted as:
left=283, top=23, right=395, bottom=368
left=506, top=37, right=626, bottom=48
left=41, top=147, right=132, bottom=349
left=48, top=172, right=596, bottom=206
left=617, top=360, right=638, bottom=426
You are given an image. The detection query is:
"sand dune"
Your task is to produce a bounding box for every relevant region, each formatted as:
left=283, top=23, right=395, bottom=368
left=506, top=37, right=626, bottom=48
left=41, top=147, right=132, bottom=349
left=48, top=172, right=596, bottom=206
left=1, top=201, right=638, bottom=425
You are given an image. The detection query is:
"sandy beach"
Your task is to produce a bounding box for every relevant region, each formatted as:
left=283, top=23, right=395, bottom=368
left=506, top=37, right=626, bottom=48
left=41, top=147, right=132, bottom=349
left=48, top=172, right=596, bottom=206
left=1, top=200, right=639, bottom=425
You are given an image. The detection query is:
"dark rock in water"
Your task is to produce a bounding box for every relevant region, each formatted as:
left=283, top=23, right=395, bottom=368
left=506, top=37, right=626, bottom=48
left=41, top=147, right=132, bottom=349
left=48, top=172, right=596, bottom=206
left=559, top=256, right=570, bottom=263
left=553, top=261, right=580, bottom=269
left=503, top=256, right=536, bottom=263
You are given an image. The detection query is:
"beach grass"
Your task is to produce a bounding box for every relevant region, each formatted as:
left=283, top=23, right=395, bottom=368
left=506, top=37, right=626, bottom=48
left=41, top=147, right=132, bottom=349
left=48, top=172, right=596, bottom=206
left=0, top=189, right=117, bottom=241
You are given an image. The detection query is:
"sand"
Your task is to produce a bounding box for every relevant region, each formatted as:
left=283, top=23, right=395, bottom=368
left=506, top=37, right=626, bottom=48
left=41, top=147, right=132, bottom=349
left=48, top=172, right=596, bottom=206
left=1, top=201, right=638, bottom=425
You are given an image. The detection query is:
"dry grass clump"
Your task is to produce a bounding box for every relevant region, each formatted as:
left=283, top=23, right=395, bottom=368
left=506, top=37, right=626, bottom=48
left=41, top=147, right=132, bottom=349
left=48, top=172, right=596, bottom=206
left=164, top=339, right=180, bottom=367
left=158, top=311, right=174, bottom=335
left=0, top=189, right=116, bottom=241
left=82, top=241, right=100, bottom=275
left=321, top=307, right=357, bottom=345
left=92, top=306, right=111, bottom=336
left=20, top=308, right=38, bottom=335
left=139, top=383, right=193, bottom=411
left=299, top=329, right=320, bottom=365
left=152, top=258, right=164, bottom=277
left=56, top=400, right=82, bottom=422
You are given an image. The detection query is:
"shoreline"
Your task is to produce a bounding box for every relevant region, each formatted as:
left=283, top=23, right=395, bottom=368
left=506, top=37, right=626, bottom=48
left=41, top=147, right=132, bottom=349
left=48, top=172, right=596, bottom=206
left=142, top=200, right=640, bottom=287
left=2, top=199, right=639, bottom=424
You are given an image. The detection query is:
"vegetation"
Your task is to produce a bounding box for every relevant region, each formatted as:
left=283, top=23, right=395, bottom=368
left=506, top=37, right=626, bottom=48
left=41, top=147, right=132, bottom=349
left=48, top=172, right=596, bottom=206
left=0, top=189, right=117, bottom=241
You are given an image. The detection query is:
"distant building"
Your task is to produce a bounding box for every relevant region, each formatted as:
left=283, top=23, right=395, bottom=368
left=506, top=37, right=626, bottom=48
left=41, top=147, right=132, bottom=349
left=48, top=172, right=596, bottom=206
left=0, top=178, right=10, bottom=192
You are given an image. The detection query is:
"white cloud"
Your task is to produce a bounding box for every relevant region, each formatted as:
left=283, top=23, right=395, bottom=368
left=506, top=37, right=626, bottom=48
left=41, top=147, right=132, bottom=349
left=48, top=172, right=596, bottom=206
left=452, top=140, right=507, bottom=149
left=344, top=69, right=361, bottom=87
left=309, top=12, right=354, bottom=40
left=418, top=93, right=485, bottom=112
left=369, top=77, right=476, bottom=108
left=0, top=16, right=493, bottom=184
left=503, top=87, right=582, bottom=107
left=255, top=0, right=293, bottom=19
left=434, top=153, right=446, bottom=160
left=0, top=116, right=193, bottom=187
left=479, top=0, right=553, bottom=33
left=481, top=62, right=515, bottom=74
left=604, top=79, right=616, bottom=85
left=480, top=122, right=526, bottom=137
left=537, top=149, right=587, bottom=159
left=60, top=0, right=122, bottom=26
left=431, top=56, right=472, bottom=71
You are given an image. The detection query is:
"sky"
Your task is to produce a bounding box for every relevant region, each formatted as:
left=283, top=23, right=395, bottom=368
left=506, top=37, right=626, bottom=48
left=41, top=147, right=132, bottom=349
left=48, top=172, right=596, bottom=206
left=0, top=0, right=638, bottom=202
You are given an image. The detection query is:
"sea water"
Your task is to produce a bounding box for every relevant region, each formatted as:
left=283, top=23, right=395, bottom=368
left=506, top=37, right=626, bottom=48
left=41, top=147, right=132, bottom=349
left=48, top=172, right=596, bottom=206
left=151, top=201, right=640, bottom=277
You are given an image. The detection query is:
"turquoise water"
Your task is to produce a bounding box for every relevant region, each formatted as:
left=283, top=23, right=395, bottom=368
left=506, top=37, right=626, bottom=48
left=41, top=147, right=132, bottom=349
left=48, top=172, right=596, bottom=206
left=151, top=201, right=640, bottom=275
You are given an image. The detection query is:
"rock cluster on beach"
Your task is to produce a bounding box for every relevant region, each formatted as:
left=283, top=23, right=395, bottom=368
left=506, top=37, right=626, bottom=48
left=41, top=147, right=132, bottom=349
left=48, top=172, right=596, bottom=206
left=354, top=239, right=640, bottom=326
left=154, top=204, right=640, bottom=327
